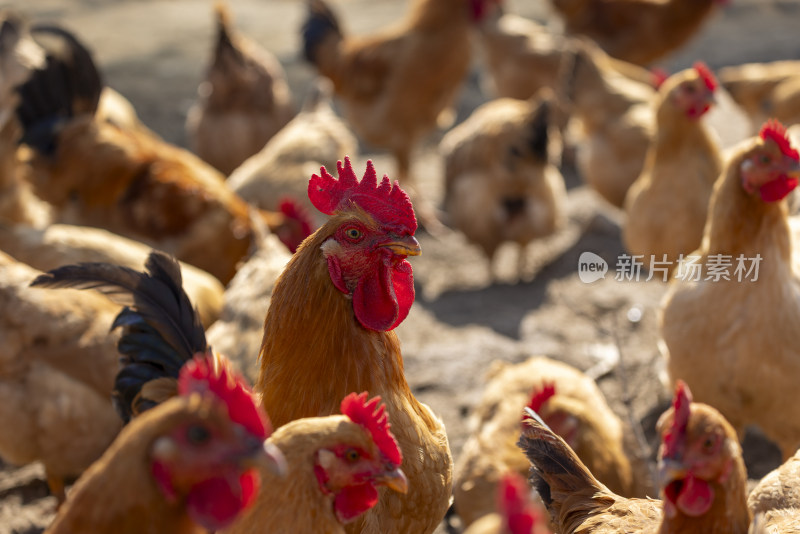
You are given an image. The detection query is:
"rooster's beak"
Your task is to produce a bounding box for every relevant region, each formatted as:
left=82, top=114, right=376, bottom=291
left=379, top=235, right=421, bottom=257
left=373, top=466, right=409, bottom=494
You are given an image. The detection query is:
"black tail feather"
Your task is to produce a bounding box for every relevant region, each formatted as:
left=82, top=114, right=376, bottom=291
left=31, top=251, right=207, bottom=422
left=302, top=0, right=341, bottom=65
left=15, top=24, right=102, bottom=154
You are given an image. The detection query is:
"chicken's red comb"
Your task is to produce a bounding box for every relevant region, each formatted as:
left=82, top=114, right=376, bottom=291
left=178, top=354, right=271, bottom=440
left=526, top=381, right=556, bottom=413
left=760, top=119, right=800, bottom=161
left=662, top=380, right=692, bottom=459
left=308, top=157, right=417, bottom=234
left=278, top=197, right=314, bottom=252
left=650, top=67, right=669, bottom=90
left=340, top=392, right=402, bottom=466
left=693, top=61, right=718, bottom=92
left=499, top=472, right=541, bottom=534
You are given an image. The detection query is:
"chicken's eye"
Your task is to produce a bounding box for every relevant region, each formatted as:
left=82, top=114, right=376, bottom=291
left=702, top=436, right=717, bottom=453
left=345, top=448, right=360, bottom=462
left=759, top=154, right=772, bottom=165
left=344, top=227, right=363, bottom=242
left=186, top=425, right=211, bottom=445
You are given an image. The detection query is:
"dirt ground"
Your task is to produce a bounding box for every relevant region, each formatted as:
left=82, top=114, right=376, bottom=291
left=1, top=0, right=799, bottom=532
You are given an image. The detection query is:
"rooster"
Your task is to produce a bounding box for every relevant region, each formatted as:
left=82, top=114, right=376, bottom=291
left=549, top=0, right=728, bottom=66
left=660, top=120, right=800, bottom=460
left=441, top=92, right=566, bottom=279
left=186, top=1, right=294, bottom=175
left=300, top=0, right=493, bottom=185
left=518, top=381, right=751, bottom=533
left=44, top=355, right=286, bottom=534
left=623, top=62, right=723, bottom=269
left=453, top=356, right=636, bottom=528
left=34, top=252, right=409, bottom=532
left=14, top=24, right=311, bottom=284
left=37, top=158, right=453, bottom=533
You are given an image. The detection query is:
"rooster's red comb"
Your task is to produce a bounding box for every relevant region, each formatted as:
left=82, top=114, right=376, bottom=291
left=308, top=157, right=417, bottom=234
left=693, top=61, right=718, bottom=92
left=178, top=354, right=271, bottom=440
left=662, top=380, right=692, bottom=459
left=499, top=472, right=541, bottom=534
left=760, top=119, right=800, bottom=162
left=341, top=392, right=402, bottom=465
left=526, top=381, right=556, bottom=414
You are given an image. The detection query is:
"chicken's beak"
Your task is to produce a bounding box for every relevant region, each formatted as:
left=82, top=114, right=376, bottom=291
left=240, top=440, right=288, bottom=478
left=379, top=235, right=421, bottom=257
left=373, top=466, right=409, bottom=494
left=658, top=458, right=688, bottom=486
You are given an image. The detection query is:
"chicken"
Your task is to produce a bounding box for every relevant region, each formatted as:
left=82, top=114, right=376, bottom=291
left=35, top=251, right=409, bottom=532
left=453, top=356, right=636, bottom=528
left=518, top=380, right=751, bottom=533
left=45, top=354, right=286, bottom=534
left=38, top=157, right=454, bottom=533
left=549, top=0, right=727, bottom=66
left=227, top=78, right=358, bottom=227
left=659, top=120, right=800, bottom=459
left=0, top=11, right=51, bottom=228
left=562, top=40, right=657, bottom=207
left=15, top=24, right=311, bottom=284
left=477, top=5, right=652, bottom=102
left=301, top=0, right=492, bottom=184
left=227, top=392, right=409, bottom=533
left=623, top=62, right=723, bottom=269
left=462, top=472, right=551, bottom=534
left=0, top=222, right=224, bottom=327
left=256, top=157, right=452, bottom=533
left=748, top=449, right=800, bottom=533
left=186, top=1, right=294, bottom=175
left=719, top=60, right=800, bottom=130
left=441, top=92, right=566, bottom=278
left=0, top=250, right=123, bottom=505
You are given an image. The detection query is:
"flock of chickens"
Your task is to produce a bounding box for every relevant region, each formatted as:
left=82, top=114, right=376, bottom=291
left=2, top=0, right=800, bottom=532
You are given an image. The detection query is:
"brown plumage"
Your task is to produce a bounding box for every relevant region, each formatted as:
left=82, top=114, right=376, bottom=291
left=719, top=60, right=800, bottom=131
left=453, top=357, right=636, bottom=528
left=15, top=25, right=309, bottom=284
left=186, top=1, right=294, bottom=175
left=0, top=251, right=123, bottom=505
left=562, top=40, right=656, bottom=207
left=660, top=122, right=800, bottom=459
left=549, top=0, right=726, bottom=66
left=749, top=449, right=800, bottom=533
left=518, top=382, right=751, bottom=533
left=301, top=0, right=488, bottom=183
left=441, top=92, right=566, bottom=278
left=623, top=64, right=723, bottom=269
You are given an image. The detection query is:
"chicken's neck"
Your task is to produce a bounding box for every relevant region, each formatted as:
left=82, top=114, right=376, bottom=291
left=407, top=0, right=473, bottom=30
left=257, top=241, right=413, bottom=428
left=704, top=155, right=792, bottom=263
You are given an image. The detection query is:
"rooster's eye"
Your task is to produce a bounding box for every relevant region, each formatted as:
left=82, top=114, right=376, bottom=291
left=344, top=227, right=363, bottom=241
left=760, top=154, right=772, bottom=165
left=345, top=449, right=360, bottom=462
left=186, top=425, right=211, bottom=445
left=702, top=436, right=716, bottom=452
